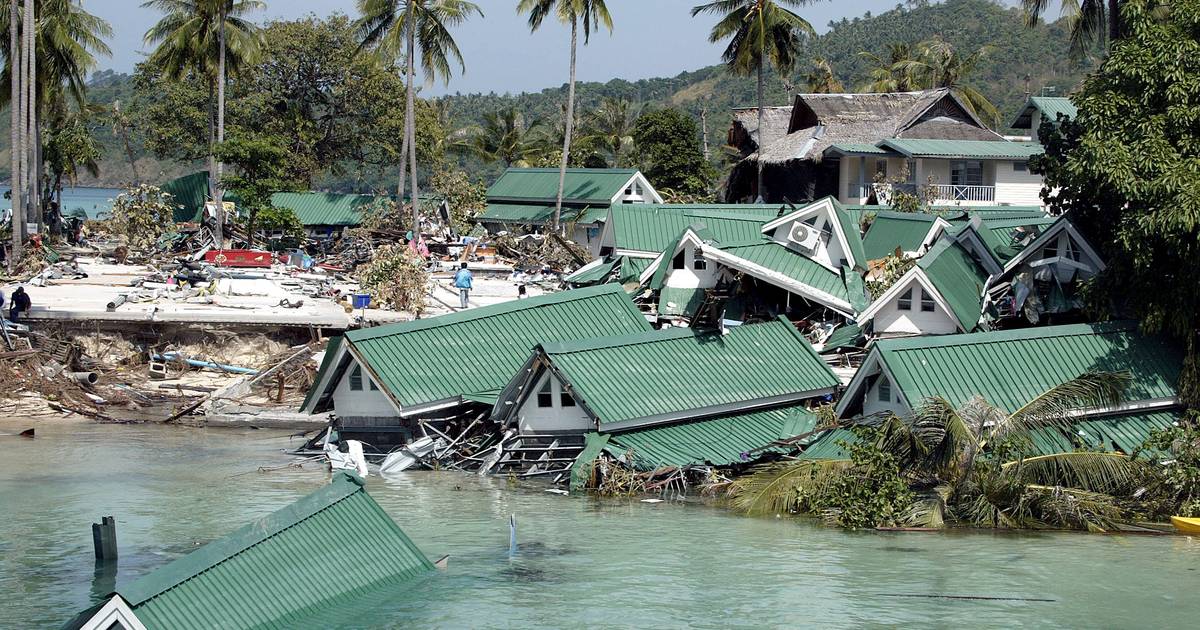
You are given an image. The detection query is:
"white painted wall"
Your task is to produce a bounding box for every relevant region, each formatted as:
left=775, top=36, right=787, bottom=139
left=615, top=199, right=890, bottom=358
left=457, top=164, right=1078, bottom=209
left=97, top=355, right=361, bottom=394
left=871, top=280, right=959, bottom=336
left=613, top=174, right=660, bottom=204
left=663, top=243, right=721, bottom=289
left=767, top=210, right=848, bottom=270
left=331, top=359, right=397, bottom=418
left=862, top=372, right=910, bottom=417
left=994, top=162, right=1046, bottom=206
left=516, top=371, right=594, bottom=434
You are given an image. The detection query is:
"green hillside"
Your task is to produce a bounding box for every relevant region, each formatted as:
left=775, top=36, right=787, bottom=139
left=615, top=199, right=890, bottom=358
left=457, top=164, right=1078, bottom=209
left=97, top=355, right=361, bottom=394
left=27, top=0, right=1092, bottom=189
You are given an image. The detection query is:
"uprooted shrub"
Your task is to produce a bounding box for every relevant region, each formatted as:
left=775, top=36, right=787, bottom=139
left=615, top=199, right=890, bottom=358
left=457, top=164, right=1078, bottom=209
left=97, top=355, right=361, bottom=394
left=356, top=244, right=429, bottom=314
left=108, top=184, right=177, bottom=251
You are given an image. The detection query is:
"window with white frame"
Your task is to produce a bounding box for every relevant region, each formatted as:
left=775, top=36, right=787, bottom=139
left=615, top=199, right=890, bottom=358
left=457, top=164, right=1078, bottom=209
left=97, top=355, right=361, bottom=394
left=920, top=289, right=936, bottom=312
left=349, top=365, right=363, bottom=391
left=898, top=287, right=914, bottom=311
left=951, top=160, right=984, bottom=186
left=536, top=379, right=553, bottom=408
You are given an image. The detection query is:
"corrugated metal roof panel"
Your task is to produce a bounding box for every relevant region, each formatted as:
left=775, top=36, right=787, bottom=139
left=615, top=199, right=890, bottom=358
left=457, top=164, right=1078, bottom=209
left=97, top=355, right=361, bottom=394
left=160, top=171, right=212, bottom=223
left=270, top=192, right=378, bottom=226
left=118, top=473, right=431, bottom=629
left=715, top=240, right=851, bottom=303
left=479, top=203, right=608, bottom=225
left=917, top=238, right=989, bottom=331
left=1010, top=96, right=1078, bottom=129
left=605, top=405, right=819, bottom=469
left=543, top=318, right=839, bottom=430
left=977, top=216, right=1059, bottom=263
left=875, top=322, right=1182, bottom=413
left=658, top=286, right=706, bottom=317
left=486, top=168, right=638, bottom=204
left=880, top=139, right=1045, bottom=160
left=609, top=204, right=782, bottom=253
left=862, top=212, right=938, bottom=260
left=347, top=284, right=651, bottom=409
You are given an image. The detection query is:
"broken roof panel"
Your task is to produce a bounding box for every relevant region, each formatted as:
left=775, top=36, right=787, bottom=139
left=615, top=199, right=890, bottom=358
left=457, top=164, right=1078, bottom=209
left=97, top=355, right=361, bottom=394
left=349, top=284, right=651, bottom=411
left=917, top=238, right=991, bottom=331
left=104, top=472, right=432, bottom=630
left=539, top=317, right=838, bottom=431
left=976, top=216, right=1060, bottom=263
left=604, top=404, right=819, bottom=469
left=486, top=167, right=639, bottom=204
left=713, top=239, right=853, bottom=307
left=862, top=211, right=940, bottom=261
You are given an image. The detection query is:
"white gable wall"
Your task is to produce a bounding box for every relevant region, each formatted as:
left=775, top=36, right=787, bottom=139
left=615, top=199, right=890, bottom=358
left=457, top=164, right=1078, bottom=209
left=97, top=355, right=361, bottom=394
left=331, top=358, right=397, bottom=418
left=871, top=279, right=959, bottom=336
left=516, top=371, right=594, bottom=435
left=862, top=371, right=911, bottom=417
left=767, top=211, right=848, bottom=270
left=663, top=242, right=722, bottom=289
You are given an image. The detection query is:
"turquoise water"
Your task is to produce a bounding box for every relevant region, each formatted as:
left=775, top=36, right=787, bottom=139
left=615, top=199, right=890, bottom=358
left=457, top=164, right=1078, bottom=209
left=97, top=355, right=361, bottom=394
left=2, top=420, right=1199, bottom=629
left=1, top=186, right=122, bottom=219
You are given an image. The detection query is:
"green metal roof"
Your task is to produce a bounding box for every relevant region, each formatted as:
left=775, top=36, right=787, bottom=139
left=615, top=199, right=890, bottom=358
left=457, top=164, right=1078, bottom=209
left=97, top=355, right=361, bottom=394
left=864, top=322, right=1182, bottom=414
left=797, top=427, right=855, bottom=460
left=159, top=171, right=241, bottom=223
left=658, top=286, right=707, bottom=317
left=917, top=238, right=990, bottom=331
left=842, top=205, right=1047, bottom=225
left=270, top=192, right=379, bottom=227
left=715, top=239, right=852, bottom=305
left=539, top=317, right=839, bottom=430
left=820, top=323, right=864, bottom=354
left=976, top=216, right=1059, bottom=264
left=1010, top=96, right=1078, bottom=129
left=620, top=257, right=654, bottom=283
left=862, top=212, right=939, bottom=261
left=486, top=168, right=639, bottom=204
left=608, top=204, right=783, bottom=253
left=479, top=203, right=608, bottom=226
left=878, top=139, right=1045, bottom=160
left=564, top=258, right=618, bottom=286
left=604, top=404, right=819, bottom=470
left=342, top=284, right=651, bottom=410
left=826, top=142, right=891, bottom=155
left=301, top=336, right=343, bottom=411
left=113, top=472, right=432, bottom=629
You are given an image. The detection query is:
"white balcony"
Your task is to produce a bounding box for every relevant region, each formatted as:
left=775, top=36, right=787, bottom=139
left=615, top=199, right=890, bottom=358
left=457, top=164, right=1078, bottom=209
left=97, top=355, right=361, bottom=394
left=931, top=184, right=995, bottom=203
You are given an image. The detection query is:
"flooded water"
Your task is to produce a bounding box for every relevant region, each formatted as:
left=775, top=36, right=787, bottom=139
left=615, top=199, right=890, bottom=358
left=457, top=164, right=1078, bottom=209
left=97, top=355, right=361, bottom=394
left=2, top=420, right=1199, bottom=629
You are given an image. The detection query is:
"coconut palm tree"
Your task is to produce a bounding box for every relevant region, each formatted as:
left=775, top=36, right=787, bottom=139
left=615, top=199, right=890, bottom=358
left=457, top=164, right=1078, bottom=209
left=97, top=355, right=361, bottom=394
left=8, top=0, right=21, bottom=266
left=143, top=0, right=263, bottom=246
left=517, top=0, right=613, bottom=233
left=857, top=42, right=918, bottom=92
left=691, top=0, right=816, bottom=203
left=1022, top=0, right=1120, bottom=58
left=803, top=57, right=842, bottom=93
left=726, top=371, right=1143, bottom=531
left=464, top=107, right=549, bottom=167
left=580, top=97, right=638, bottom=168
left=908, top=37, right=1000, bottom=128
left=357, top=0, right=482, bottom=232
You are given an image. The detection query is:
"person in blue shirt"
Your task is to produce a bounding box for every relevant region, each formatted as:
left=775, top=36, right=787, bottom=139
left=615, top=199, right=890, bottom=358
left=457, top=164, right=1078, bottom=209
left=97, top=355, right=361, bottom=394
left=453, top=262, right=473, bottom=309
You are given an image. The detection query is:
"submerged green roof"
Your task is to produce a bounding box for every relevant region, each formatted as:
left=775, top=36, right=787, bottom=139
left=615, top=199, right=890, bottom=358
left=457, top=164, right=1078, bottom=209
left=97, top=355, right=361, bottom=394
left=111, top=473, right=431, bottom=629
left=917, top=238, right=990, bottom=331
left=270, top=192, right=379, bottom=227
left=879, top=139, right=1045, bottom=160
left=608, top=204, right=782, bottom=253
left=847, top=322, right=1182, bottom=415
left=487, top=168, right=640, bottom=204
left=331, top=284, right=651, bottom=411
left=604, top=404, right=819, bottom=469
left=538, top=317, right=838, bottom=430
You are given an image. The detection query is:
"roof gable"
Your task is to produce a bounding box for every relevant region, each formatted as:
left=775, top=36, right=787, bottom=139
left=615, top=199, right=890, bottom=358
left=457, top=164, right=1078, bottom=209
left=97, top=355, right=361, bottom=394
left=704, top=239, right=857, bottom=315
left=837, top=322, right=1182, bottom=417
left=516, top=318, right=838, bottom=432
left=862, top=212, right=941, bottom=261
left=916, top=238, right=990, bottom=331
left=338, top=284, right=652, bottom=411
left=1010, top=96, right=1078, bottom=129
left=761, top=197, right=867, bottom=271
left=486, top=168, right=643, bottom=205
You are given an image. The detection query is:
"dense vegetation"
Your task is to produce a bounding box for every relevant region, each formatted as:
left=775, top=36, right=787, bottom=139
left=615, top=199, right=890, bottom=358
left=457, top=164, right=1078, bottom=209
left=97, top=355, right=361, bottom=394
left=7, top=0, right=1092, bottom=190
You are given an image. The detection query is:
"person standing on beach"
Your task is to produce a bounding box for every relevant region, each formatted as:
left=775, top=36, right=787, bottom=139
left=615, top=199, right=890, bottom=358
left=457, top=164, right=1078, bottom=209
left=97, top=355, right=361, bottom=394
left=453, top=262, right=473, bottom=309
left=9, top=286, right=29, bottom=322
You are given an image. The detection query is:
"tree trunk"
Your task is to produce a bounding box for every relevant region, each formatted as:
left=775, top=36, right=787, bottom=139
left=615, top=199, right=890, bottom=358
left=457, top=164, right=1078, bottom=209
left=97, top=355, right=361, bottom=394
left=553, top=16, right=578, bottom=234
left=23, top=0, right=34, bottom=232
left=755, top=60, right=765, bottom=203
left=1108, top=0, right=1120, bottom=44
left=9, top=0, right=21, bottom=268
left=700, top=106, right=710, bottom=161
left=404, top=0, right=419, bottom=234
left=213, top=11, right=227, bottom=250
left=116, top=102, right=141, bottom=185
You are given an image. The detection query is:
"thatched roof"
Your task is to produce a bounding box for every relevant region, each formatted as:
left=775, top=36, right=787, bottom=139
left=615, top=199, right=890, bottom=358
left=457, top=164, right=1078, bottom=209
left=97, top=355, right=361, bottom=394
left=739, top=89, right=1003, bottom=165
left=729, top=106, right=792, bottom=154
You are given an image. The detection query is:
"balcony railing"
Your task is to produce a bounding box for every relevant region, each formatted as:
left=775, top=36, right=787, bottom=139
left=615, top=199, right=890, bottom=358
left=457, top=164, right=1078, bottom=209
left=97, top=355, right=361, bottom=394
left=932, top=184, right=995, bottom=202
left=847, top=183, right=996, bottom=203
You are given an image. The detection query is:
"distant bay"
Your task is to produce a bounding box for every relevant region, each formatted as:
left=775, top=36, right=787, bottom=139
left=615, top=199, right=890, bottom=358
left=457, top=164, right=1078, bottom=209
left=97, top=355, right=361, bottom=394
left=0, top=186, right=123, bottom=220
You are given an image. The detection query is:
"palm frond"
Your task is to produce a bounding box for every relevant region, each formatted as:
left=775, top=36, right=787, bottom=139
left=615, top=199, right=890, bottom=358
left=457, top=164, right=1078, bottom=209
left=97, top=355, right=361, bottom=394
left=1002, top=451, right=1142, bottom=494
left=991, top=371, right=1131, bottom=443
left=724, top=458, right=851, bottom=516
left=1022, top=484, right=1125, bottom=531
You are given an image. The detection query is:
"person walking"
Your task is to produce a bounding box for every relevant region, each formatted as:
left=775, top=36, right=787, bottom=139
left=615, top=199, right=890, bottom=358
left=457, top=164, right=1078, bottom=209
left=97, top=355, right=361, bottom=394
left=453, top=262, right=473, bottom=309
left=9, top=286, right=29, bottom=322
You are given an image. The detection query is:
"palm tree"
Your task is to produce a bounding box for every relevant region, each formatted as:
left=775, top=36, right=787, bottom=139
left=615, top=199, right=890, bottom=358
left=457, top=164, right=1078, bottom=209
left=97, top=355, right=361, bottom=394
left=726, top=371, right=1142, bottom=531
left=8, top=0, right=21, bottom=267
left=857, top=42, right=918, bottom=92
left=143, top=0, right=264, bottom=247
left=357, top=0, right=482, bottom=233
left=908, top=37, right=1000, bottom=128
left=691, top=0, right=816, bottom=203
left=464, top=107, right=549, bottom=167
left=517, top=0, right=613, bottom=233
left=581, top=97, right=638, bottom=167
left=1022, top=0, right=1119, bottom=58
left=803, top=57, right=842, bottom=93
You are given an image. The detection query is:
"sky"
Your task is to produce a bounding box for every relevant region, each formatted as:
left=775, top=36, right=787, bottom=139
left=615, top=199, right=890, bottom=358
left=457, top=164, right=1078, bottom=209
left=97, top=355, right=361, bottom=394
left=88, top=0, right=1054, bottom=97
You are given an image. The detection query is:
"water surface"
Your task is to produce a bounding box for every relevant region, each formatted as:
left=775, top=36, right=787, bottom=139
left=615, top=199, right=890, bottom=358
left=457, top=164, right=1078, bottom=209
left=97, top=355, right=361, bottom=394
left=1, top=421, right=1197, bottom=629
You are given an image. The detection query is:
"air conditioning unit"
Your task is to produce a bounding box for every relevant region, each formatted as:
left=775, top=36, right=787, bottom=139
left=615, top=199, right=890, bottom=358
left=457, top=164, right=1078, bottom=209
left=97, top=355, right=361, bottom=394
left=787, top=223, right=821, bottom=253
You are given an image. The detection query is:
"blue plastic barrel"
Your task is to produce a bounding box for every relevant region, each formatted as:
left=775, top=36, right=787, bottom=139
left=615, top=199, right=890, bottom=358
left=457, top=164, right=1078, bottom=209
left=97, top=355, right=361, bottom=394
left=352, top=293, right=372, bottom=309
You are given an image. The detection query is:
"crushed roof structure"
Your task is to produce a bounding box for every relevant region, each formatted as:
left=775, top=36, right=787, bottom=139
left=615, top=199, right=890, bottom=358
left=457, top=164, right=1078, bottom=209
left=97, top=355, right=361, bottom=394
left=1010, top=95, right=1079, bottom=129
left=160, top=171, right=239, bottom=223
left=861, top=211, right=946, bottom=261
left=270, top=192, right=381, bottom=227
left=837, top=321, right=1183, bottom=418
left=493, top=317, right=839, bottom=433
left=301, top=284, right=652, bottom=417
left=479, top=168, right=661, bottom=226
left=66, top=472, right=432, bottom=630
left=857, top=237, right=991, bottom=333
